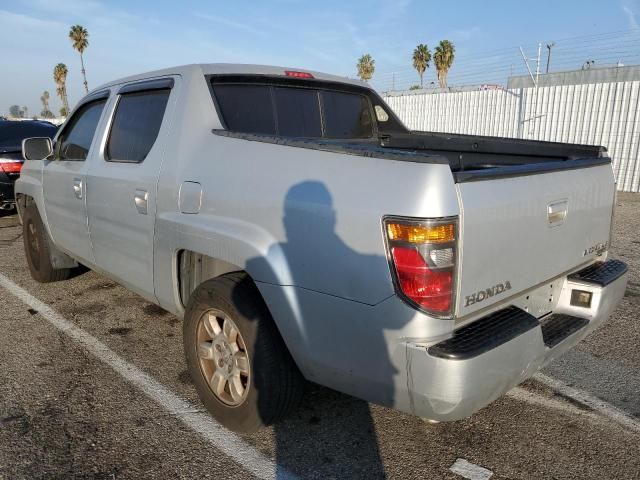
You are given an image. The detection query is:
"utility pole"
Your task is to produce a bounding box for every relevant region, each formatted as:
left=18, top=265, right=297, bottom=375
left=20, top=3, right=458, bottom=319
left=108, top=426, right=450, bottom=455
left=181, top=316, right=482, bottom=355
left=520, top=46, right=537, bottom=87
left=520, top=44, right=542, bottom=85
left=546, top=42, right=555, bottom=73
left=535, top=43, right=541, bottom=86
left=519, top=44, right=543, bottom=138
left=392, top=73, right=396, bottom=91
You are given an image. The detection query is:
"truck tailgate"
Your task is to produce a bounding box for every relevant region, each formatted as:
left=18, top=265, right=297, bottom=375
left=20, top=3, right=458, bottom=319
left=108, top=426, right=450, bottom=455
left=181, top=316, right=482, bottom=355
left=456, top=163, right=615, bottom=317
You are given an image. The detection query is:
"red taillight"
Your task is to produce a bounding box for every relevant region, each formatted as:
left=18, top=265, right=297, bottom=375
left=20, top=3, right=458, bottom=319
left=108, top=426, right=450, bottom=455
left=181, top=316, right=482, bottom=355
left=385, top=217, right=457, bottom=318
left=0, top=160, right=23, bottom=174
left=284, top=70, right=314, bottom=79
left=391, top=247, right=453, bottom=312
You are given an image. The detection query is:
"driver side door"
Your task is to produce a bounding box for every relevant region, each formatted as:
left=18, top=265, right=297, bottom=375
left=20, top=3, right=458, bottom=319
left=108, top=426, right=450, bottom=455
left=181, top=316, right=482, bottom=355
left=43, top=93, right=108, bottom=264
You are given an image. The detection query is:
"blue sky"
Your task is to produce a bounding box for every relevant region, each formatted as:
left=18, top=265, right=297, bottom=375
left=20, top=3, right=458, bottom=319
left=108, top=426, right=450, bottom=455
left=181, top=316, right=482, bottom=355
left=1, top=0, right=639, bottom=115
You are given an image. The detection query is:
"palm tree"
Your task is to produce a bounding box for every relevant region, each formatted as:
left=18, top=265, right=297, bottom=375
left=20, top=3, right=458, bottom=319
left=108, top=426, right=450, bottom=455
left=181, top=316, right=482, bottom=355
left=356, top=54, right=375, bottom=82
left=40, top=91, right=53, bottom=117
left=412, top=44, right=431, bottom=88
left=53, top=63, right=70, bottom=117
left=434, top=40, right=455, bottom=88
left=40, top=91, right=50, bottom=110
left=69, top=24, right=89, bottom=93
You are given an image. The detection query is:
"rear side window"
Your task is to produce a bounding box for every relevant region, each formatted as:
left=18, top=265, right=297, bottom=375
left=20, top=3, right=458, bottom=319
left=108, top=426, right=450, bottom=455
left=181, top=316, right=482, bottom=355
left=321, top=91, right=372, bottom=139
left=213, top=84, right=275, bottom=135
left=273, top=87, right=322, bottom=137
left=106, top=89, right=170, bottom=163
left=58, top=100, right=106, bottom=161
left=211, top=81, right=374, bottom=139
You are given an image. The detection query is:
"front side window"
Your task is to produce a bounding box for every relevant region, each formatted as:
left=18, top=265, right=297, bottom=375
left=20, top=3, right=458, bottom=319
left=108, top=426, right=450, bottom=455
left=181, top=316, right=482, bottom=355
left=57, top=100, right=106, bottom=160
left=106, top=89, right=170, bottom=163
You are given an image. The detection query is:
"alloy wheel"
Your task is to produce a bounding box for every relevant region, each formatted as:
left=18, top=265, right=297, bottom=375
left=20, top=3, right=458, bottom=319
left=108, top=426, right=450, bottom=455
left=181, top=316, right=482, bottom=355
left=195, top=308, right=251, bottom=406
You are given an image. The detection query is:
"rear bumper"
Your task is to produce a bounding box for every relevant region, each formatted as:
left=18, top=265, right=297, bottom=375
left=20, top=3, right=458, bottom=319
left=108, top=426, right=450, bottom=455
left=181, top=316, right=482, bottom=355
left=402, top=259, right=628, bottom=421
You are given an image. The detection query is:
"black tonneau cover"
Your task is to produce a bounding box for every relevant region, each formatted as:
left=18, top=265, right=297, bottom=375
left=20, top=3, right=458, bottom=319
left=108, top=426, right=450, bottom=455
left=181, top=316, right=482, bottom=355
left=379, top=131, right=606, bottom=171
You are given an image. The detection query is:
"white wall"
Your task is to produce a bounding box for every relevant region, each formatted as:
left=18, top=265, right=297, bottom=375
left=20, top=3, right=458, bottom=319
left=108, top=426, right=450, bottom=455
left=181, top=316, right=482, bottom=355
left=384, top=81, right=640, bottom=193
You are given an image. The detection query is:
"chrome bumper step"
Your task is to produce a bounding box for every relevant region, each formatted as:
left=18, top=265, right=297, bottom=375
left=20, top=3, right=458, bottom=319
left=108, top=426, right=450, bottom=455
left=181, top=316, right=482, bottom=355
left=568, top=259, right=628, bottom=287
left=428, top=306, right=538, bottom=360
left=540, top=314, right=589, bottom=348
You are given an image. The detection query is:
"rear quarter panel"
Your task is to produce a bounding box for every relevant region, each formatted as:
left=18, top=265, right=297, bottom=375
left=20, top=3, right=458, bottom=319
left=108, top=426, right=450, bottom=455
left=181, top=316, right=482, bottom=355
left=156, top=134, right=461, bottom=307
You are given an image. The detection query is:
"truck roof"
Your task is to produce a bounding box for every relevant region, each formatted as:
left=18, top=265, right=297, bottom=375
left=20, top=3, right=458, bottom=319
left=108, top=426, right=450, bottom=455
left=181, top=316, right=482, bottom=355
left=91, top=63, right=369, bottom=93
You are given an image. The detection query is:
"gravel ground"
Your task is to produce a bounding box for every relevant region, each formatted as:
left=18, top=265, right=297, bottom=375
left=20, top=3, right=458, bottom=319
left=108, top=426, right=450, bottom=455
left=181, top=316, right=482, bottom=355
left=0, top=193, right=638, bottom=479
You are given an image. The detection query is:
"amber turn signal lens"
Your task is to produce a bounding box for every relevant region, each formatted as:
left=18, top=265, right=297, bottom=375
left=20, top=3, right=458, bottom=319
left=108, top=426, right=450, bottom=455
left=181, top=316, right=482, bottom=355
left=386, top=222, right=455, bottom=244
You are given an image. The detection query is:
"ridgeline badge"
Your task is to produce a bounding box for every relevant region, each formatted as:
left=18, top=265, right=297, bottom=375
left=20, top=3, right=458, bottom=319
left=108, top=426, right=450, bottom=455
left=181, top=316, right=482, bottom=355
left=465, top=281, right=512, bottom=307
left=583, top=241, right=608, bottom=257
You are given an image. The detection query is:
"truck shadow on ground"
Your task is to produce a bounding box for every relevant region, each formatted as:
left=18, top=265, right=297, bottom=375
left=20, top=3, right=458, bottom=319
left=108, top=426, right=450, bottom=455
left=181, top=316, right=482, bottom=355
left=269, top=384, right=387, bottom=478
left=235, top=181, right=417, bottom=478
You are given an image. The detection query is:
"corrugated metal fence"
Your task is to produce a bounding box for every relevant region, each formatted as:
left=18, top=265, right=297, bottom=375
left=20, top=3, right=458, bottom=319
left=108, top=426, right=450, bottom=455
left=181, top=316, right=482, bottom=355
left=384, top=82, right=640, bottom=192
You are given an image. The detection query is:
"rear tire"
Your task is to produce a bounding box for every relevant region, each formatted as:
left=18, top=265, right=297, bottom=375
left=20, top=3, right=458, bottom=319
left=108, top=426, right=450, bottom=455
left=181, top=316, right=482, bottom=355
left=183, top=272, right=304, bottom=433
left=22, top=204, right=71, bottom=283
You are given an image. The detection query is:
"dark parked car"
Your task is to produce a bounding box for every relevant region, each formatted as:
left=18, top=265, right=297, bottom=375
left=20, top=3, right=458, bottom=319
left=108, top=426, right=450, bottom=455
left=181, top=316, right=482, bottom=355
left=0, top=120, right=57, bottom=209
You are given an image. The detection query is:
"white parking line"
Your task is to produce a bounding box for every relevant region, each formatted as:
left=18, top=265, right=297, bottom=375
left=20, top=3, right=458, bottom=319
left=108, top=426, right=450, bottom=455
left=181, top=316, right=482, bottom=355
left=507, top=378, right=640, bottom=434
left=532, top=373, right=640, bottom=434
left=0, top=273, right=297, bottom=480
left=450, top=458, right=493, bottom=479
left=506, top=377, right=640, bottom=434
left=507, top=386, right=594, bottom=416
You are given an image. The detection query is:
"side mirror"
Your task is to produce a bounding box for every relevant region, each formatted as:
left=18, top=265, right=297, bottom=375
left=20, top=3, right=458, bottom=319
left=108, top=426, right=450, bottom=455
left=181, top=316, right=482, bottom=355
left=22, top=137, right=53, bottom=161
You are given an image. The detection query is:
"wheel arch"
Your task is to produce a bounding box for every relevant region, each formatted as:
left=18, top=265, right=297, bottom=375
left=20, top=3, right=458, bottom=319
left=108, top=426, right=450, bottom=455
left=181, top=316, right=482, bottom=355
left=176, top=249, right=244, bottom=307
left=174, top=249, right=307, bottom=375
left=154, top=214, right=294, bottom=314
left=18, top=194, right=78, bottom=270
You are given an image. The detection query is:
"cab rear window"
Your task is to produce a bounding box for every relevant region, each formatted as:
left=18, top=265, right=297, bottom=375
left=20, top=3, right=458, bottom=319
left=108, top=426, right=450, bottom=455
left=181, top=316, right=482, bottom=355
left=273, top=87, right=322, bottom=137
left=321, top=90, right=372, bottom=139
left=211, top=82, right=373, bottom=139
left=213, top=84, right=276, bottom=135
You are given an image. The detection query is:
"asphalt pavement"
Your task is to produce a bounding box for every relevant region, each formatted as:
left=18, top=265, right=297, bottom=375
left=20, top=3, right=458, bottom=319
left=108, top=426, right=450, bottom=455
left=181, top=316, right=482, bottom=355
left=1, top=193, right=639, bottom=479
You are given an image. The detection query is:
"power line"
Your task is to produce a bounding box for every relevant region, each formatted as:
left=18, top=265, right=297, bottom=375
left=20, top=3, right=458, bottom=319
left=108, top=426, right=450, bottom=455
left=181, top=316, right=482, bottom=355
left=373, top=30, right=640, bottom=91
left=374, top=28, right=640, bottom=76
left=376, top=38, right=640, bottom=79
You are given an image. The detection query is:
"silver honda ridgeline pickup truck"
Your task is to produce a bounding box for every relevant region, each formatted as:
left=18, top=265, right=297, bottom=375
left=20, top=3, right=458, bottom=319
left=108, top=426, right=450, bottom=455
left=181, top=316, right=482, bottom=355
left=16, top=64, right=628, bottom=432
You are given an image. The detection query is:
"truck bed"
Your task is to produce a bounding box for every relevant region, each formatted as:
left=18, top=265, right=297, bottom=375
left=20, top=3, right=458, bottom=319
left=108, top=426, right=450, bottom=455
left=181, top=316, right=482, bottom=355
left=213, top=129, right=610, bottom=182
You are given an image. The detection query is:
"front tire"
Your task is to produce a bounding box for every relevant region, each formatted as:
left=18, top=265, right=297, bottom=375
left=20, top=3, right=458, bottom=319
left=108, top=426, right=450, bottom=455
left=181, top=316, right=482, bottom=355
left=22, top=204, right=71, bottom=283
left=183, top=272, right=303, bottom=433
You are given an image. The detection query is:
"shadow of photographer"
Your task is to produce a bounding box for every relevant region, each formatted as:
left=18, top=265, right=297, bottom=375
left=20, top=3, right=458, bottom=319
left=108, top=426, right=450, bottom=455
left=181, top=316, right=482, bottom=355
left=236, top=180, right=416, bottom=478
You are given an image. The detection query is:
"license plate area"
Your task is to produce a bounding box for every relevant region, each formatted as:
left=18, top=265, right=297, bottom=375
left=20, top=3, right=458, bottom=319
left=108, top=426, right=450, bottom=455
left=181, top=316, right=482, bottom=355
left=512, top=281, right=564, bottom=319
